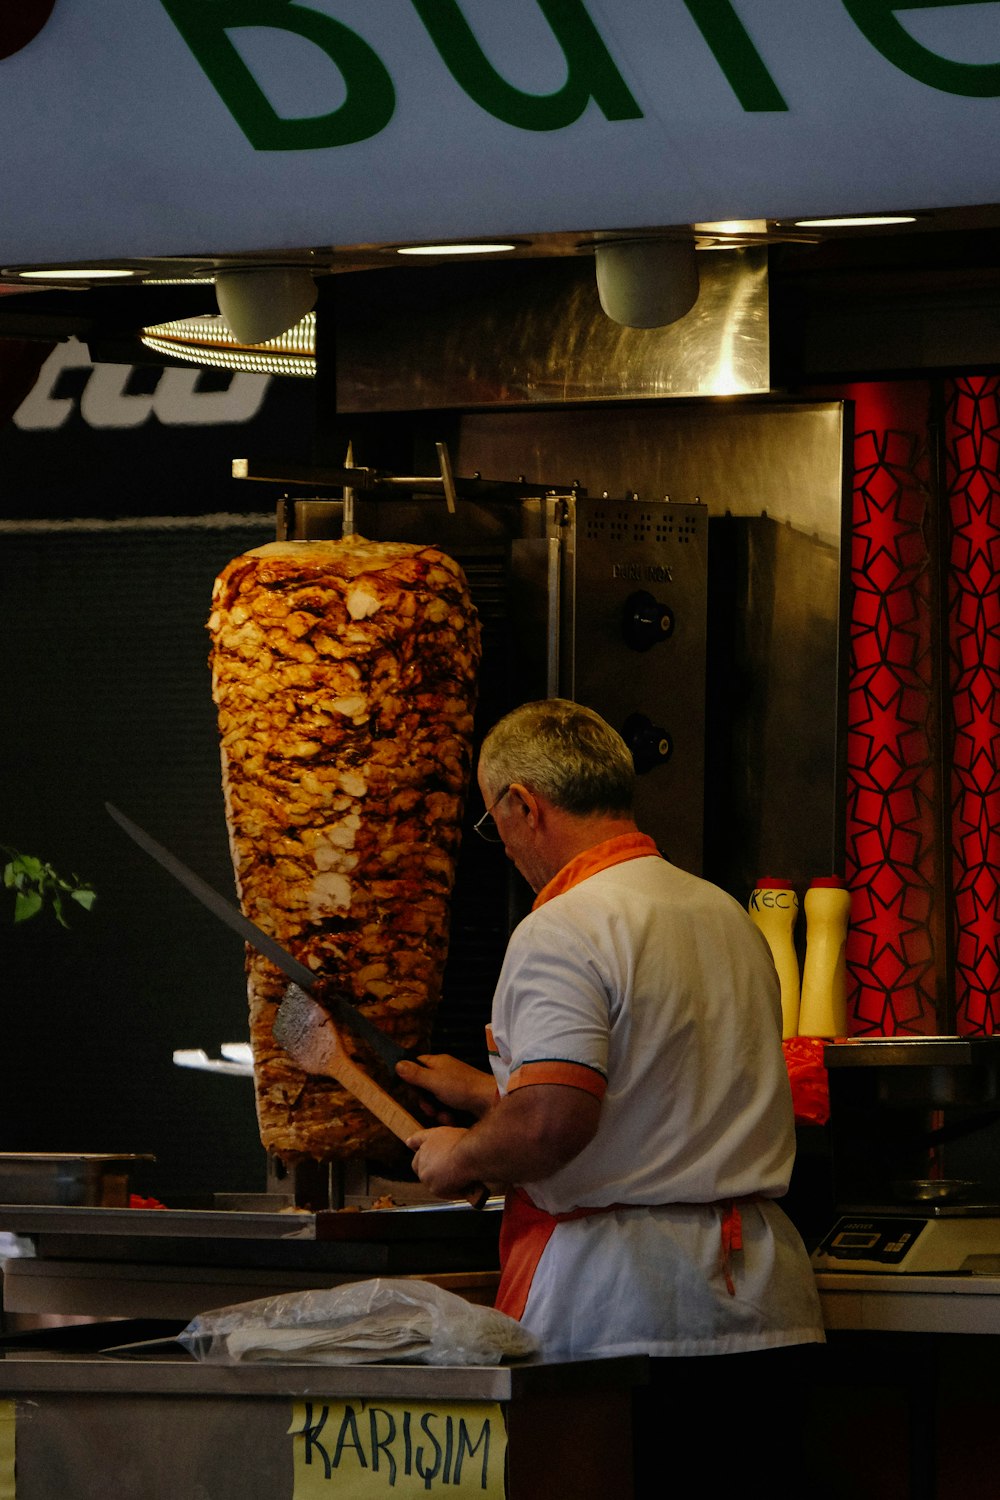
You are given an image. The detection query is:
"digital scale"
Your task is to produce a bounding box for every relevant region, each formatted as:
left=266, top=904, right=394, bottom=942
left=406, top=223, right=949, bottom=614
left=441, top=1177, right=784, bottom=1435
left=813, top=1035, right=1000, bottom=1274
left=812, top=1213, right=1000, bottom=1274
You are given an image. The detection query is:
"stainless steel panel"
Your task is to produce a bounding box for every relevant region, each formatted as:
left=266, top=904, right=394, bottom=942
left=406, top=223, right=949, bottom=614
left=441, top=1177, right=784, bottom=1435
left=9, top=1393, right=292, bottom=1500
left=2, top=1258, right=376, bottom=1319
left=558, top=495, right=708, bottom=869
left=334, top=248, right=768, bottom=411
left=509, top=537, right=562, bottom=702
left=706, top=514, right=844, bottom=898
left=4, top=1380, right=637, bottom=1499
left=2, top=1260, right=500, bottom=1321
left=456, top=401, right=849, bottom=901
left=456, top=400, right=845, bottom=544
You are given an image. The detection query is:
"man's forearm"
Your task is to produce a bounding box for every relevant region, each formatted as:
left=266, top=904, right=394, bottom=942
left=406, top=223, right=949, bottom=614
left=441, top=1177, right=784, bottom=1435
left=408, top=1085, right=602, bottom=1198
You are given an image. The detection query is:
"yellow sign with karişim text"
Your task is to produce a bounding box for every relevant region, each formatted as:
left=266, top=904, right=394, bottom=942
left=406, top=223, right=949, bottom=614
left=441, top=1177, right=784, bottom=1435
left=0, top=1400, right=14, bottom=1500
left=289, top=1398, right=506, bottom=1498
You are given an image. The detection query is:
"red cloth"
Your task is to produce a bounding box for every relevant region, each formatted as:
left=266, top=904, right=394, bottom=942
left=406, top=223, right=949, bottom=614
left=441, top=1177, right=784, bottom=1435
left=782, top=1036, right=830, bottom=1126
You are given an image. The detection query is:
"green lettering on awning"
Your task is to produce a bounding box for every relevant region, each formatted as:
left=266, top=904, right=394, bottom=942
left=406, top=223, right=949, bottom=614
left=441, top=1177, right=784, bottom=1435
left=843, top=0, right=1000, bottom=96
left=160, top=0, right=395, bottom=150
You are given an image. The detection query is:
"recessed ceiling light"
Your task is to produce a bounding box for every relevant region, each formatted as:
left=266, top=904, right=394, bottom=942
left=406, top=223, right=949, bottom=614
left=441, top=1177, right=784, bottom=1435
left=792, top=215, right=916, bottom=229
left=17, top=267, right=136, bottom=280
left=695, top=220, right=766, bottom=237
left=396, top=242, right=517, bottom=256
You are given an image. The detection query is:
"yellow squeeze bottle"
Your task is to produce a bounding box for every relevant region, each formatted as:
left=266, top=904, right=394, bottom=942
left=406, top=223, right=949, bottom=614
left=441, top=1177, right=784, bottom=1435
left=748, top=878, right=800, bottom=1040
left=798, top=876, right=852, bottom=1038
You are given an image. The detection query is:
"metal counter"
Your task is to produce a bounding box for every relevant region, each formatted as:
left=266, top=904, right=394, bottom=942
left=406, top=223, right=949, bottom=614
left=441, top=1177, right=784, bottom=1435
left=0, top=1199, right=503, bottom=1249
left=817, top=1271, right=1000, bottom=1335
left=0, top=1200, right=503, bottom=1320
left=0, top=1332, right=643, bottom=1500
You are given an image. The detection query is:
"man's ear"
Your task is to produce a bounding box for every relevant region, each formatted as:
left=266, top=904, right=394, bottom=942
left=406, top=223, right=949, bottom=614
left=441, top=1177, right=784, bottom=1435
left=508, top=782, right=541, bottom=829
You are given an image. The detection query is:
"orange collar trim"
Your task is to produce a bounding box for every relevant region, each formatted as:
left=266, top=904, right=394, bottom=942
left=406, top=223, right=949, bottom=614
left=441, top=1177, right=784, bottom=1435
left=532, top=832, right=661, bottom=911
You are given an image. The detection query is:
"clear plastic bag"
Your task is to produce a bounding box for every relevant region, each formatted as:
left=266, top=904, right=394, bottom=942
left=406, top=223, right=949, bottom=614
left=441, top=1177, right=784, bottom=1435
left=178, top=1277, right=538, bottom=1366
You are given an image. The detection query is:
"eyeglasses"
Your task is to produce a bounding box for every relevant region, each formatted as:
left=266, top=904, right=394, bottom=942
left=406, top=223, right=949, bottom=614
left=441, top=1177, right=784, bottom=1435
left=473, top=786, right=510, bottom=842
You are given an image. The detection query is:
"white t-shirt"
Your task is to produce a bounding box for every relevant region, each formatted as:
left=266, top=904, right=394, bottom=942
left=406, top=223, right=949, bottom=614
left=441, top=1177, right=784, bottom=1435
left=488, top=852, right=825, bottom=1358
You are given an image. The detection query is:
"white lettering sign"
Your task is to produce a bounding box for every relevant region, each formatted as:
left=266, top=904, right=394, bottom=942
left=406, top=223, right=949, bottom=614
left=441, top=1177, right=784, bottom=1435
left=13, top=340, right=271, bottom=431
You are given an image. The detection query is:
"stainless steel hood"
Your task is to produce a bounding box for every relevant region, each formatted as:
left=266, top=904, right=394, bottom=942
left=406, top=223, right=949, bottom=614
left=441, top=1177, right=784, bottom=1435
left=332, top=247, right=768, bottom=408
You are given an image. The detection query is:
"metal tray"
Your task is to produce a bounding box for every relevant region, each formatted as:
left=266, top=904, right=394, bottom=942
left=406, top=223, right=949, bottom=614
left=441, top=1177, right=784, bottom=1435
left=0, top=1154, right=155, bottom=1207
left=0, top=1199, right=503, bottom=1243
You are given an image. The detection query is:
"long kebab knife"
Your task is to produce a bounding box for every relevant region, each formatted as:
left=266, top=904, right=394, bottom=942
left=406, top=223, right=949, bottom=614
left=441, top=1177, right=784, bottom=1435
left=273, top=984, right=489, bottom=1210
left=105, top=802, right=416, bottom=1074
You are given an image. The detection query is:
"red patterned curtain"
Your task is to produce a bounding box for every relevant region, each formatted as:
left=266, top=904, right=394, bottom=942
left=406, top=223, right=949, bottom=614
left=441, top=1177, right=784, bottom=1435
left=843, top=382, right=943, bottom=1033
left=830, top=376, right=1000, bottom=1035
left=944, top=376, right=1000, bottom=1034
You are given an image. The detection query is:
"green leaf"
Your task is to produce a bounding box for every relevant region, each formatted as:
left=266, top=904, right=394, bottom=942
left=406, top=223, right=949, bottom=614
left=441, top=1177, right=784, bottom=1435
left=2, top=846, right=96, bottom=926
left=13, top=889, right=43, bottom=923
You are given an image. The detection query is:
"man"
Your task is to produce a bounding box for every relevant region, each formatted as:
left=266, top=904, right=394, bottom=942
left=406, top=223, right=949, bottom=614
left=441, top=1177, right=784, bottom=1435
left=397, top=699, right=823, bottom=1460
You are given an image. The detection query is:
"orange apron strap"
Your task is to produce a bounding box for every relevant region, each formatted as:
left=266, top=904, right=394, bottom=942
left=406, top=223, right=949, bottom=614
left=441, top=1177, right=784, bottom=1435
left=498, top=1192, right=760, bottom=1317
left=496, top=1188, right=560, bottom=1319
left=720, top=1200, right=743, bottom=1296
left=496, top=1188, right=631, bottom=1319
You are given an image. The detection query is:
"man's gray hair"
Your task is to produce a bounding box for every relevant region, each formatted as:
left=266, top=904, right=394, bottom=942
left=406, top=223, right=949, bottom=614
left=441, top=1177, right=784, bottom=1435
left=480, top=699, right=635, bottom=815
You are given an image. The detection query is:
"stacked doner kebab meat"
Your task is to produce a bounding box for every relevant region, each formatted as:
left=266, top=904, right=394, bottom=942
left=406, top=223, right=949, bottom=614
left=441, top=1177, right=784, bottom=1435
left=207, top=538, right=481, bottom=1161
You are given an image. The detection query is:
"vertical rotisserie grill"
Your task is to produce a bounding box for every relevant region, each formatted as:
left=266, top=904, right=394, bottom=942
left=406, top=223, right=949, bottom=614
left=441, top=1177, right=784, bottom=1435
left=207, top=536, right=481, bottom=1163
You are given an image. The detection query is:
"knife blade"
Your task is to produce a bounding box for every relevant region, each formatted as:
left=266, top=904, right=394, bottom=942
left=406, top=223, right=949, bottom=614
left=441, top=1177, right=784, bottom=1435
left=105, top=802, right=413, bottom=1073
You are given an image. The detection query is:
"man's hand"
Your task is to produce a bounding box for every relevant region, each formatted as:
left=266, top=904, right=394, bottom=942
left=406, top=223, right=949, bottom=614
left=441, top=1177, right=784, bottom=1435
left=407, top=1084, right=601, bottom=1201
left=405, top=1126, right=483, bottom=1199
left=396, top=1053, right=496, bottom=1120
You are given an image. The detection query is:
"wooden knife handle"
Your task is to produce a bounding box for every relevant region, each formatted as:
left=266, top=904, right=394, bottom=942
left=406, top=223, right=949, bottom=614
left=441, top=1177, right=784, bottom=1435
left=325, top=1040, right=422, bottom=1139
left=309, top=1021, right=489, bottom=1210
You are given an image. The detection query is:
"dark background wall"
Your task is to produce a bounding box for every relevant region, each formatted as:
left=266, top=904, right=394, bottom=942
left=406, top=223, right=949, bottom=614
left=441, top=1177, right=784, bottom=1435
left=0, top=355, right=310, bottom=1201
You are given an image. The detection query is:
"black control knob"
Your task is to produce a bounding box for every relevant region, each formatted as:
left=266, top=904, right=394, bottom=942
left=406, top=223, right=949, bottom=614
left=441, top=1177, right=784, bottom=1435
left=622, top=590, right=674, bottom=651
left=622, top=712, right=673, bottom=775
